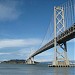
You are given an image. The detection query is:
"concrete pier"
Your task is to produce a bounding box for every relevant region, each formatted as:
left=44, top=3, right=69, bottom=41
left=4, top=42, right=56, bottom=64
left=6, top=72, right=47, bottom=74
left=26, top=57, right=35, bottom=64
left=48, top=63, right=75, bottom=67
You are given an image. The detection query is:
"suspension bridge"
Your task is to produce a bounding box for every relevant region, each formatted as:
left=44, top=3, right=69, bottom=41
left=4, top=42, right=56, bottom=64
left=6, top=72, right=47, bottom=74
left=26, top=0, right=75, bottom=67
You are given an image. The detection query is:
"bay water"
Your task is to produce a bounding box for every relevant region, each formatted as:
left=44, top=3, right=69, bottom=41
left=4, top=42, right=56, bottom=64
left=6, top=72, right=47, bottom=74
left=0, top=63, right=75, bottom=75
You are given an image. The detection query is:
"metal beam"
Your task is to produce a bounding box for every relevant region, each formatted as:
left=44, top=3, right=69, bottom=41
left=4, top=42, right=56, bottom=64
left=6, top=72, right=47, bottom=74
left=29, top=24, right=75, bottom=58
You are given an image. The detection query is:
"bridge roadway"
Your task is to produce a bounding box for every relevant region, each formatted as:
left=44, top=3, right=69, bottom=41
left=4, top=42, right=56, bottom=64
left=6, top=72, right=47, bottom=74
left=29, top=23, right=75, bottom=59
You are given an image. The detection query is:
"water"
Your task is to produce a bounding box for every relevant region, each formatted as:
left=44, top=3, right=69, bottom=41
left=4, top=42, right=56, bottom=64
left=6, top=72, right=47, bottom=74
left=0, top=63, right=75, bottom=75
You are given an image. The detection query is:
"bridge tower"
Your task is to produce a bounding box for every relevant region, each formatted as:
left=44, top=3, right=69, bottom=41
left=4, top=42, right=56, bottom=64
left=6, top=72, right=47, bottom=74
left=53, top=6, right=69, bottom=66
left=26, top=57, right=34, bottom=64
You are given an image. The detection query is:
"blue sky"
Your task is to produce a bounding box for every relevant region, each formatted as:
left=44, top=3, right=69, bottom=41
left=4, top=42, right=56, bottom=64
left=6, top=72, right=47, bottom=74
left=0, top=0, right=75, bottom=62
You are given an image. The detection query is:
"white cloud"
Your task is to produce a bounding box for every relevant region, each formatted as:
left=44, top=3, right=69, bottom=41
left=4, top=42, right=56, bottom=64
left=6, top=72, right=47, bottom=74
left=0, top=47, right=38, bottom=60
left=0, top=38, right=42, bottom=48
left=14, top=48, right=31, bottom=57
left=34, top=49, right=54, bottom=62
left=37, top=50, right=53, bottom=56
left=0, top=53, right=11, bottom=55
left=0, top=0, right=21, bottom=21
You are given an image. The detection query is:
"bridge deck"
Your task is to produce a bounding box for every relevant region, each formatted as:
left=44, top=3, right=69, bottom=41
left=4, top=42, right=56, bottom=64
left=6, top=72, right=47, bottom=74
left=29, top=23, right=75, bottom=58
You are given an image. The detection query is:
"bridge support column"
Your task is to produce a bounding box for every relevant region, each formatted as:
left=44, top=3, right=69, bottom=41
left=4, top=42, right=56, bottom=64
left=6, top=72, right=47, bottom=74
left=26, top=57, right=35, bottom=64
left=63, top=42, right=69, bottom=66
left=53, top=6, right=69, bottom=66
left=53, top=42, right=69, bottom=66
